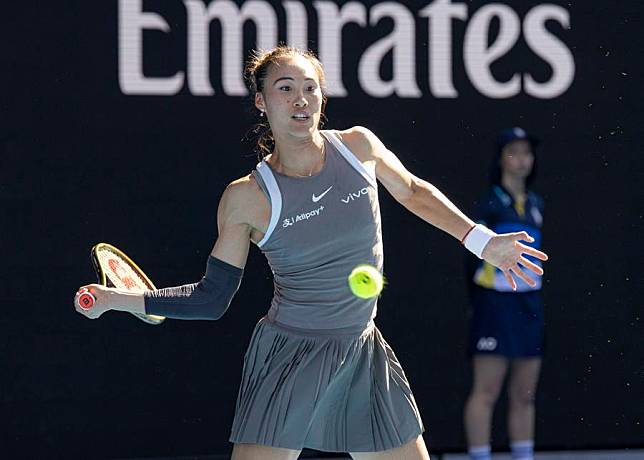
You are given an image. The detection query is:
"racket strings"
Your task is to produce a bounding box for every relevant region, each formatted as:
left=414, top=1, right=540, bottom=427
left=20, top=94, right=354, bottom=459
left=92, top=243, right=165, bottom=324
left=96, top=249, right=151, bottom=292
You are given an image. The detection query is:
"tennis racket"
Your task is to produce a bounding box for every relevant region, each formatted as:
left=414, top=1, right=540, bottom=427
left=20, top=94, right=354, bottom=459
left=83, top=243, right=165, bottom=325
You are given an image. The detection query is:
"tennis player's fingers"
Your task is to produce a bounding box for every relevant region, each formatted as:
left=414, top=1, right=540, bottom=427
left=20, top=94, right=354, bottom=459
left=519, top=256, right=543, bottom=276
left=76, top=285, right=98, bottom=295
left=511, top=264, right=536, bottom=287
left=520, top=244, right=548, bottom=261
left=503, top=270, right=517, bottom=291
left=509, top=231, right=535, bottom=243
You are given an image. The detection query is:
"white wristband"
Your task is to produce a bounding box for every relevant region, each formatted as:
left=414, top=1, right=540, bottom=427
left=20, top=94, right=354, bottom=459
left=463, top=224, right=496, bottom=259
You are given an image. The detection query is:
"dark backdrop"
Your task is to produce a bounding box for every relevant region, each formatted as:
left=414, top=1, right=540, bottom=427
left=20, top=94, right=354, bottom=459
left=2, top=0, right=642, bottom=458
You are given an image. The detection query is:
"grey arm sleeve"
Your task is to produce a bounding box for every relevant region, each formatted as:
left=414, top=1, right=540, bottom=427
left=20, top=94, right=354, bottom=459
left=143, top=256, right=243, bottom=320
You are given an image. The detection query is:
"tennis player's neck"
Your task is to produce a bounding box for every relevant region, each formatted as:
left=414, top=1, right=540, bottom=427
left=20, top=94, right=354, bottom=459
left=270, top=134, right=326, bottom=177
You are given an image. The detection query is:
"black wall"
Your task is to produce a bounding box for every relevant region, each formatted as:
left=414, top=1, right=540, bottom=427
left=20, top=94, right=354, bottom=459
left=3, top=1, right=642, bottom=458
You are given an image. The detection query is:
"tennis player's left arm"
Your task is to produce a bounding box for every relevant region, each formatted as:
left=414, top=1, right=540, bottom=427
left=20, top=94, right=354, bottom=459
left=342, top=126, right=474, bottom=240
left=341, top=126, right=548, bottom=289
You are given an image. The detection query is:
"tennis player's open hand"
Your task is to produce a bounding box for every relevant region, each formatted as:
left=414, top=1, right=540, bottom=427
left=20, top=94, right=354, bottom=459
left=481, top=231, right=548, bottom=291
left=73, top=284, right=113, bottom=319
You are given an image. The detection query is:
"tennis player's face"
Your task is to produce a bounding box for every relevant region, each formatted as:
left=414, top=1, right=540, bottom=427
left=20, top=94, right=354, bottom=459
left=500, top=140, right=534, bottom=180
left=256, top=55, right=324, bottom=138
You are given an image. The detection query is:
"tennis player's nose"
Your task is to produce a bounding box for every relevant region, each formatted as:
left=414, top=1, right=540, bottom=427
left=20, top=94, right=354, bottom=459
left=293, top=93, right=307, bottom=107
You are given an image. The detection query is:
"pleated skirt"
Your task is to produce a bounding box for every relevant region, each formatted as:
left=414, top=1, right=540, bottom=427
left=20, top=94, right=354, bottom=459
left=229, top=316, right=424, bottom=452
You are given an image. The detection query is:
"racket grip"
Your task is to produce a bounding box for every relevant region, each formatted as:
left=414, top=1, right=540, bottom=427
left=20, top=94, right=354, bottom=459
left=78, top=290, right=95, bottom=310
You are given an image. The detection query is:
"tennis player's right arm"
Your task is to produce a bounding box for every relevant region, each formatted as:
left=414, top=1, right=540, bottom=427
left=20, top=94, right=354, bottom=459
left=142, top=181, right=252, bottom=319
left=76, top=180, right=254, bottom=320
left=209, top=178, right=253, bottom=268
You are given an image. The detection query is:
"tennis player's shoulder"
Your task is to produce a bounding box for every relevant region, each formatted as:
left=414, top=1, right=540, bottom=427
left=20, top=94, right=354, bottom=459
left=218, top=174, right=269, bottom=225
left=222, top=174, right=264, bottom=208
left=333, top=126, right=384, bottom=162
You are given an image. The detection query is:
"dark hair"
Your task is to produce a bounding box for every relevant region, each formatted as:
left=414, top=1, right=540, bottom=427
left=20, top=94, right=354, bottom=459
left=244, top=46, right=327, bottom=160
left=489, top=131, right=538, bottom=187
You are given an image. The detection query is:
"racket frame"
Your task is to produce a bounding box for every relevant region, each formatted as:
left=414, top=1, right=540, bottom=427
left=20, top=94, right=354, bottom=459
left=91, top=242, right=165, bottom=325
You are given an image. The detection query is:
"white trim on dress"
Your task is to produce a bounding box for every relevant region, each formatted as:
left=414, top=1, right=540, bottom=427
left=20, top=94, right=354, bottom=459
left=321, top=130, right=378, bottom=189
left=255, top=161, right=282, bottom=248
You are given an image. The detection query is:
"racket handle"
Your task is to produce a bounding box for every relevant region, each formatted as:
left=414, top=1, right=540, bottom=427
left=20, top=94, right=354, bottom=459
left=78, top=290, right=95, bottom=310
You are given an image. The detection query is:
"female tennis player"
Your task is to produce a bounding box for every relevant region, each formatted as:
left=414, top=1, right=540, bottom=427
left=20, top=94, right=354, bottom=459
left=463, top=128, right=545, bottom=460
left=75, top=47, right=548, bottom=460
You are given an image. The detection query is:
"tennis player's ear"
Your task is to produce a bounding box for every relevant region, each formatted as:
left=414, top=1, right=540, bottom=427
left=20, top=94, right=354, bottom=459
left=255, top=92, right=265, bottom=114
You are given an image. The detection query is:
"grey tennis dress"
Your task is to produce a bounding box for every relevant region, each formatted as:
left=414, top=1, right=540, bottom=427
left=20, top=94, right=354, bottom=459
left=229, top=130, right=424, bottom=452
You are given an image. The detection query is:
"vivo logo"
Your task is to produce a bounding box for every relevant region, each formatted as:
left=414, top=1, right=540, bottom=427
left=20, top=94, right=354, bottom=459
left=342, top=187, right=368, bottom=203
left=118, top=0, right=575, bottom=99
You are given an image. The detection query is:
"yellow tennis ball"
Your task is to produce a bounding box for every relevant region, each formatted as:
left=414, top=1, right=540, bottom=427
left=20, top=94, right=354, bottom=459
left=348, top=265, right=384, bottom=299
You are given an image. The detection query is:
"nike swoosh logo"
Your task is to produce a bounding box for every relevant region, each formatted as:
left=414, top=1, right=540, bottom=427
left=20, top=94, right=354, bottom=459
left=312, top=186, right=333, bottom=202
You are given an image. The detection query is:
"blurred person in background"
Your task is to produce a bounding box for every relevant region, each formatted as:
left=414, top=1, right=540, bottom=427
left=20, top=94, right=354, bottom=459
left=464, top=128, right=545, bottom=460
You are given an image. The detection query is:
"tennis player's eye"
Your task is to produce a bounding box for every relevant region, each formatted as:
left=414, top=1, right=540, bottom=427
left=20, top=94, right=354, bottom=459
left=279, top=86, right=291, bottom=91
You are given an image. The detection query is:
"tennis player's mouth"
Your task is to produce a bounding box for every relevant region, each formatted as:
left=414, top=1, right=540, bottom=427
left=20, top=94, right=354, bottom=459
left=292, top=113, right=310, bottom=121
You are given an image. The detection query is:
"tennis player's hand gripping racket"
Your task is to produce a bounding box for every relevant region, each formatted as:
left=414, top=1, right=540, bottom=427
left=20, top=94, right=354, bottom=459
left=77, top=243, right=165, bottom=325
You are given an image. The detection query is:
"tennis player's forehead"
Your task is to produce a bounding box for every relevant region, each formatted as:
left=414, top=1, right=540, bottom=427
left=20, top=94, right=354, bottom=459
left=268, top=55, right=319, bottom=83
